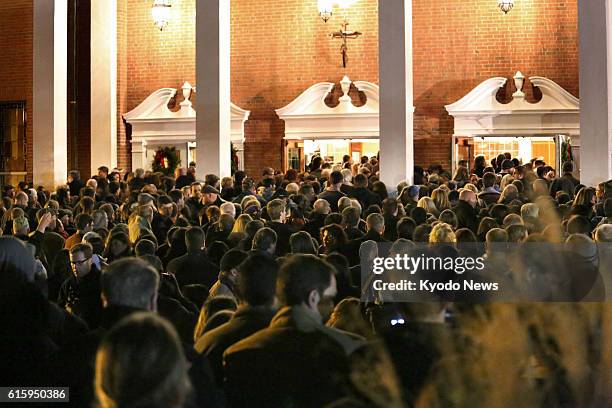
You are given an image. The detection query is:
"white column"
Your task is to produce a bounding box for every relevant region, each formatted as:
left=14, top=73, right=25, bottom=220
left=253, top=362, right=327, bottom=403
left=378, top=0, right=414, bottom=188
left=90, top=0, right=117, bottom=176
left=578, top=0, right=612, bottom=186
left=196, top=0, right=231, bottom=180
left=33, top=0, right=68, bottom=189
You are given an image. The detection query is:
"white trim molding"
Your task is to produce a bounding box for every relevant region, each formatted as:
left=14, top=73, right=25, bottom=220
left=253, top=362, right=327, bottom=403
left=276, top=75, right=380, bottom=140
left=123, top=82, right=250, bottom=171
left=445, top=71, right=580, bottom=137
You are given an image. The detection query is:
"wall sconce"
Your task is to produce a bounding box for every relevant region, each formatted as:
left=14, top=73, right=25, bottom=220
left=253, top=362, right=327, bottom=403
left=318, top=1, right=362, bottom=68
left=318, top=0, right=333, bottom=23
left=152, top=0, right=172, bottom=31
left=498, top=0, right=514, bottom=14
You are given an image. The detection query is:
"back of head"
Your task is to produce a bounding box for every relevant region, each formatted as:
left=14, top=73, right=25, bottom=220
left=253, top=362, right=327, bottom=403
left=567, top=215, right=592, bottom=235
left=218, top=213, right=235, bottom=231
left=185, top=227, right=205, bottom=252
left=341, top=206, right=360, bottom=228
left=237, top=254, right=279, bottom=306
left=562, top=161, right=574, bottom=173
left=277, top=254, right=334, bottom=306
left=220, top=249, right=249, bottom=273
left=329, top=171, right=343, bottom=186
left=507, top=224, right=528, bottom=243
left=482, top=172, right=496, bottom=188
left=95, top=313, right=189, bottom=408
left=0, top=237, right=37, bottom=293
left=266, top=199, right=285, bottom=221
left=503, top=213, right=523, bottom=228
left=290, top=231, right=318, bottom=255
left=486, top=228, right=508, bottom=244
left=76, top=213, right=93, bottom=231
left=429, top=223, right=456, bottom=244
left=135, top=239, right=157, bottom=257
left=594, top=224, right=612, bottom=243
left=252, top=227, right=277, bottom=252
left=313, top=199, right=331, bottom=215
left=397, top=217, right=416, bottom=240
left=521, top=203, right=539, bottom=220
left=353, top=173, right=368, bottom=188
left=101, top=258, right=159, bottom=310
left=220, top=202, right=236, bottom=218
left=366, top=213, right=385, bottom=235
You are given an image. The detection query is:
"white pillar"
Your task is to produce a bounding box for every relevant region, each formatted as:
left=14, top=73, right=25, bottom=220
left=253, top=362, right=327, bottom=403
left=33, top=0, right=68, bottom=189
left=578, top=0, right=612, bottom=186
left=196, top=0, right=231, bottom=180
left=90, top=0, right=117, bottom=176
left=378, top=0, right=414, bottom=188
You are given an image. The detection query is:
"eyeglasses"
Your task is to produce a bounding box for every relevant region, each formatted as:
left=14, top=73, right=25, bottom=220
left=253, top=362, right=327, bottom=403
left=70, top=257, right=91, bottom=266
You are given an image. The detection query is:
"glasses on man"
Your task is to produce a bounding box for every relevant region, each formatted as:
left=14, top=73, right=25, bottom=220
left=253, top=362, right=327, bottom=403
left=70, top=257, right=91, bottom=266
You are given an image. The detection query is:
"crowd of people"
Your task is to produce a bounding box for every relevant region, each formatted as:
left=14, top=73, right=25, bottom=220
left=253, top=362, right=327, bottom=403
left=1, top=152, right=611, bottom=407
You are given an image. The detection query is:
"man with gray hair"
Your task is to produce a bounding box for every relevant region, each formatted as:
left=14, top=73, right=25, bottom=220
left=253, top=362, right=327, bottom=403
left=304, top=199, right=330, bottom=242
left=220, top=201, right=237, bottom=219
left=346, top=213, right=388, bottom=266
left=101, top=258, right=159, bottom=311
left=55, top=258, right=161, bottom=408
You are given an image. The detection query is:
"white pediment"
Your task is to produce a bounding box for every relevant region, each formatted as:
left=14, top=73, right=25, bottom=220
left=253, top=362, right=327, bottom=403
left=123, top=82, right=250, bottom=171
left=276, top=75, right=380, bottom=140
left=445, top=72, right=580, bottom=137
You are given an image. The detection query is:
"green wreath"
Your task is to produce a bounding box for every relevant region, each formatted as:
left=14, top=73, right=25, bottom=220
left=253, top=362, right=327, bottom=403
left=152, top=146, right=181, bottom=176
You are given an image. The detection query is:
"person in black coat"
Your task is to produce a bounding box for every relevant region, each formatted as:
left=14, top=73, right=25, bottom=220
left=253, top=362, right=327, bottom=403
left=223, top=255, right=362, bottom=407
left=265, top=199, right=295, bottom=256
left=52, top=258, right=160, bottom=407
left=57, top=243, right=103, bottom=329
left=348, top=173, right=381, bottom=211
left=304, top=199, right=331, bottom=243
left=195, top=254, right=278, bottom=384
left=166, top=226, right=219, bottom=289
left=346, top=213, right=389, bottom=266
left=453, top=189, right=480, bottom=234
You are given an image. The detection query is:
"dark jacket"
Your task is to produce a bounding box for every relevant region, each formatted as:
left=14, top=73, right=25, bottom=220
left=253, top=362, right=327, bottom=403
left=223, top=305, right=362, bottom=407
left=166, top=250, right=219, bottom=289
left=348, top=187, right=381, bottom=211
left=195, top=305, right=276, bottom=384
left=266, top=221, right=294, bottom=256
left=304, top=213, right=327, bottom=243
left=317, top=190, right=346, bottom=213
left=453, top=200, right=480, bottom=233
left=57, top=266, right=103, bottom=328
left=550, top=172, right=580, bottom=199
left=50, top=305, right=143, bottom=407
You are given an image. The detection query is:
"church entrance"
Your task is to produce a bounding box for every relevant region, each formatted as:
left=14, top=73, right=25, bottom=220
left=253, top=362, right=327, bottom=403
left=285, top=138, right=379, bottom=171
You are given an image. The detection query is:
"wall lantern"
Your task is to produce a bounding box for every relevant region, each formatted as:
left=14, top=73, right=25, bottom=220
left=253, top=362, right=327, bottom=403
left=498, top=0, right=514, bottom=14
left=318, top=0, right=333, bottom=22
left=152, top=0, right=172, bottom=31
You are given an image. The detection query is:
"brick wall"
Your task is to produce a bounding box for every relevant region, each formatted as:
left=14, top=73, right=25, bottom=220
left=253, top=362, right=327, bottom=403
left=120, top=0, right=578, bottom=176
left=5, top=0, right=579, bottom=181
left=0, top=0, right=33, bottom=182
left=412, top=0, right=579, bottom=168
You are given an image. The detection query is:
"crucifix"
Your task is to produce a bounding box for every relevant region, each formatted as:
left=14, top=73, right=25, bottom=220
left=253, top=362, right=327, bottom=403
left=330, top=21, right=362, bottom=68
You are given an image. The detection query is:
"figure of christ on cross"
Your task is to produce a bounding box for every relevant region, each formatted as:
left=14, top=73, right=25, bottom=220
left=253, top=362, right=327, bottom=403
left=331, top=21, right=362, bottom=68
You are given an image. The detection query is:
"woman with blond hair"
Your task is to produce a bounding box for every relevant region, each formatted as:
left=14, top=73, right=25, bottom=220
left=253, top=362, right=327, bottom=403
left=498, top=184, right=519, bottom=205
left=418, top=196, right=439, bottom=218
left=500, top=174, right=515, bottom=190
left=429, top=222, right=457, bottom=244
left=227, top=213, right=253, bottom=248
left=431, top=188, right=451, bottom=212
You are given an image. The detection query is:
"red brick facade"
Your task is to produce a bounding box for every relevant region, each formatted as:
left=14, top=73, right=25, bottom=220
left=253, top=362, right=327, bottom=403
left=0, top=0, right=33, bottom=181
left=0, top=0, right=579, bottom=181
